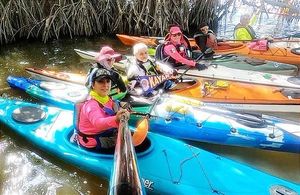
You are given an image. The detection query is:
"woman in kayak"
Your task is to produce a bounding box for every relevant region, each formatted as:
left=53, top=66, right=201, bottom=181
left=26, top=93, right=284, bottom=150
left=156, top=25, right=207, bottom=70
left=193, top=22, right=218, bottom=56
left=127, top=43, right=160, bottom=81
left=88, top=46, right=127, bottom=93
left=76, top=68, right=130, bottom=152
left=127, top=43, right=175, bottom=96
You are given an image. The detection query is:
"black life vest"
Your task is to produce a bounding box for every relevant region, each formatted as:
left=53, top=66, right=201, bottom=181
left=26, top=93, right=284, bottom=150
left=155, top=42, right=192, bottom=67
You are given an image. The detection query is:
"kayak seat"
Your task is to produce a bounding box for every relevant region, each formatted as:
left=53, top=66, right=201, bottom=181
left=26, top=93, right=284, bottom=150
left=291, top=48, right=300, bottom=55
left=287, top=76, right=300, bottom=85
left=67, top=130, right=152, bottom=154
left=12, top=106, right=47, bottom=123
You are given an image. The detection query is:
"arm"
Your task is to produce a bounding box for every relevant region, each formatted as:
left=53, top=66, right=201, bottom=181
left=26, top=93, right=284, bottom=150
left=111, top=70, right=127, bottom=92
left=127, top=65, right=139, bottom=80
left=164, top=44, right=196, bottom=67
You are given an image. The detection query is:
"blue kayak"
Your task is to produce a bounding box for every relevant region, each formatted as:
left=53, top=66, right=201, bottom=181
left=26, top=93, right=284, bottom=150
left=6, top=76, right=126, bottom=110
left=0, top=97, right=299, bottom=194
left=7, top=76, right=300, bottom=153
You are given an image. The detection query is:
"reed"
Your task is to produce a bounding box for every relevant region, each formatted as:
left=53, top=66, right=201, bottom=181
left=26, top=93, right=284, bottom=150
left=1, top=0, right=297, bottom=45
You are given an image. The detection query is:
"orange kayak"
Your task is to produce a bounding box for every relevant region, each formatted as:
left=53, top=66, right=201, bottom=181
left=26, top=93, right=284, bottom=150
left=25, top=67, right=300, bottom=112
left=116, top=34, right=300, bottom=66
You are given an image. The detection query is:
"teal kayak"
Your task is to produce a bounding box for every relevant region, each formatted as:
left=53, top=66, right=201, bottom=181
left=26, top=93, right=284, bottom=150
left=7, top=76, right=300, bottom=153
left=0, top=97, right=299, bottom=194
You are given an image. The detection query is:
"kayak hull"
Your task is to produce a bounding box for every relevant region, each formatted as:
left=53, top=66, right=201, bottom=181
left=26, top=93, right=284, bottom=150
left=22, top=70, right=300, bottom=113
left=130, top=95, right=300, bottom=153
left=74, top=48, right=299, bottom=76
left=6, top=76, right=300, bottom=153
left=176, top=65, right=300, bottom=89
left=116, top=34, right=300, bottom=66
left=0, top=98, right=299, bottom=194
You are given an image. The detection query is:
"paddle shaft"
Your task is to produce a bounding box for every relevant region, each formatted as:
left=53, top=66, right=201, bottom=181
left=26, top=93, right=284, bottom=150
left=109, top=115, right=145, bottom=195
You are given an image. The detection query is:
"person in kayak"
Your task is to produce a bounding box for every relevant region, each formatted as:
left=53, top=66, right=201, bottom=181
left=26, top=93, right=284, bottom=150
left=89, top=46, right=127, bottom=93
left=76, top=68, right=130, bottom=152
left=156, top=25, right=207, bottom=70
left=193, top=22, right=218, bottom=56
left=127, top=43, right=160, bottom=81
left=234, top=14, right=257, bottom=41
left=127, top=43, right=175, bottom=96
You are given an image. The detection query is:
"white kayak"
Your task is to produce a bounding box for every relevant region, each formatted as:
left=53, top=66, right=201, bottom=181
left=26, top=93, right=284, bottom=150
left=177, top=65, right=300, bottom=89
left=74, top=49, right=98, bottom=60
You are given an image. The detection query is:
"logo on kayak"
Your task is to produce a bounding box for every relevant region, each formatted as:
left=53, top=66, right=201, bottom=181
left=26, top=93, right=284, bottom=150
left=139, top=74, right=172, bottom=94
left=142, top=178, right=154, bottom=191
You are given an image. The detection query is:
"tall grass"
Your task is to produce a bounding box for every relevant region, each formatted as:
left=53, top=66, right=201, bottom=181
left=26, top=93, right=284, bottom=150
left=0, top=0, right=229, bottom=45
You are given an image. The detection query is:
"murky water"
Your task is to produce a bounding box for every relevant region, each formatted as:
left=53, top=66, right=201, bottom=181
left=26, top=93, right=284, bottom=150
left=0, top=12, right=300, bottom=195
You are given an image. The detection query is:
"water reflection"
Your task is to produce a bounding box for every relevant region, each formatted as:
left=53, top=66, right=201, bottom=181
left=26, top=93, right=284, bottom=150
left=0, top=135, right=107, bottom=195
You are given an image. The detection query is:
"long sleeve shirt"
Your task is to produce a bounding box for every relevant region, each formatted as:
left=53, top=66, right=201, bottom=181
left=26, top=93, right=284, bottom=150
left=78, top=98, right=118, bottom=148
left=164, top=44, right=196, bottom=67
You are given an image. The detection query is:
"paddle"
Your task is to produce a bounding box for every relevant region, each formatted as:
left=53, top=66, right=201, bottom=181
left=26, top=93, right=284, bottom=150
left=108, top=114, right=146, bottom=195
left=220, top=38, right=300, bottom=43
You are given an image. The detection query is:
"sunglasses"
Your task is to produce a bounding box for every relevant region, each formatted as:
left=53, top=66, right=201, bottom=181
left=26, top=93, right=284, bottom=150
left=171, top=33, right=182, bottom=37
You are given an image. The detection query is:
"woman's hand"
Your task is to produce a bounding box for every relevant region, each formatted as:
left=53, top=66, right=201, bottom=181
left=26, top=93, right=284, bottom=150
left=116, top=109, right=130, bottom=121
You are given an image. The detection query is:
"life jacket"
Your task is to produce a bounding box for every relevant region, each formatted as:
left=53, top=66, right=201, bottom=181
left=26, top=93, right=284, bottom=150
left=155, top=34, right=192, bottom=67
left=194, top=30, right=217, bottom=52
left=74, top=99, right=120, bottom=150
left=234, top=24, right=257, bottom=40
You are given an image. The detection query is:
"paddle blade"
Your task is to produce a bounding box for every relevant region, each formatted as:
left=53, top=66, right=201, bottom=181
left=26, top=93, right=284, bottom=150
left=132, top=118, right=149, bottom=146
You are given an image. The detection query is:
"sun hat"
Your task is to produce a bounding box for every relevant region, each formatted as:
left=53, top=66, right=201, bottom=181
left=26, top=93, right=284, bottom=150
left=169, top=26, right=182, bottom=35
left=96, top=46, right=121, bottom=62
left=85, top=68, right=113, bottom=88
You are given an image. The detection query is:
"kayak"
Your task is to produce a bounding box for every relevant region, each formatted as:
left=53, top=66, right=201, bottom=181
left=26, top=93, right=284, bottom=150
left=116, top=34, right=300, bottom=66
left=74, top=48, right=98, bottom=60
left=24, top=67, right=201, bottom=95
left=25, top=67, right=86, bottom=85
left=175, top=78, right=300, bottom=113
left=176, top=65, right=300, bottom=89
left=6, top=76, right=300, bottom=153
left=74, top=48, right=299, bottom=76
left=6, top=76, right=126, bottom=110
left=130, top=95, right=300, bottom=153
left=23, top=69, right=300, bottom=113
left=1, top=97, right=300, bottom=194
left=74, top=48, right=123, bottom=62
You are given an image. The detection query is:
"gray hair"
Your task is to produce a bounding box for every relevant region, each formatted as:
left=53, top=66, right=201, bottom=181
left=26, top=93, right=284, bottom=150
left=133, top=43, right=148, bottom=55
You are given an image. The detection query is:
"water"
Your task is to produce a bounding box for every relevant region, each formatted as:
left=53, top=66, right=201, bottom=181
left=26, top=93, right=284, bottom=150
left=0, top=16, right=300, bottom=195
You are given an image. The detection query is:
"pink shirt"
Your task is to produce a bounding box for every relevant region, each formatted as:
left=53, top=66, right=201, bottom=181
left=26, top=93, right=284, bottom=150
left=78, top=98, right=119, bottom=148
left=164, top=44, right=196, bottom=67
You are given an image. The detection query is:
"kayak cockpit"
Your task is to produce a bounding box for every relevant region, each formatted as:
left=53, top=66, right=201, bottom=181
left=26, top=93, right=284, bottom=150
left=67, top=130, right=152, bottom=156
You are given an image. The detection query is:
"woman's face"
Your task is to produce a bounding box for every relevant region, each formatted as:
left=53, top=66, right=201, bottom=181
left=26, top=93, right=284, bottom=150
left=135, top=48, right=148, bottom=62
left=170, top=33, right=182, bottom=44
left=200, top=26, right=209, bottom=35
left=92, top=78, right=111, bottom=97
left=106, top=58, right=115, bottom=67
